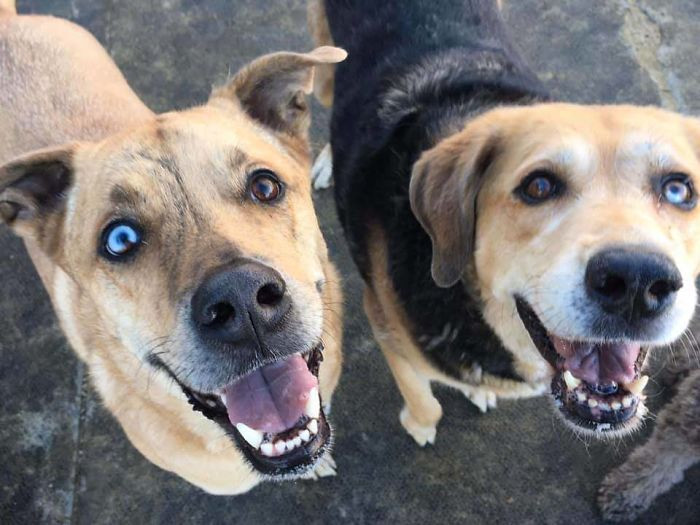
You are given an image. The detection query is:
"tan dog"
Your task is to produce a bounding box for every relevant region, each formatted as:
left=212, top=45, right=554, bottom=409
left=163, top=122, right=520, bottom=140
left=0, top=1, right=346, bottom=494
left=313, top=0, right=700, bottom=446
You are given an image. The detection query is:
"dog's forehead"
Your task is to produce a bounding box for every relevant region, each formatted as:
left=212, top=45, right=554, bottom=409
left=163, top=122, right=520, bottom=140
left=491, top=104, right=700, bottom=175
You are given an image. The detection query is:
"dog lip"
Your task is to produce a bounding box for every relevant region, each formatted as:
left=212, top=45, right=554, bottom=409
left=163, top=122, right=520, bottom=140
left=514, top=295, right=648, bottom=432
left=514, top=296, right=559, bottom=369
left=166, top=342, right=331, bottom=476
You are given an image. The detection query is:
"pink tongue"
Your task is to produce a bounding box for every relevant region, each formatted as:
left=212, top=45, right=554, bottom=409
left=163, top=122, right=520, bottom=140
left=551, top=336, right=639, bottom=385
left=223, top=355, right=318, bottom=434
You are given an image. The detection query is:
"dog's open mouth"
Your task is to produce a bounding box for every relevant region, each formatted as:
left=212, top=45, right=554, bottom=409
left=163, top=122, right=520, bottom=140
left=179, top=344, right=330, bottom=476
left=515, top=297, right=649, bottom=434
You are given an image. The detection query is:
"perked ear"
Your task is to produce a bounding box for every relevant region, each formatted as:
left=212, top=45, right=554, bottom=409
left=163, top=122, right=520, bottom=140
left=0, top=145, right=76, bottom=246
left=211, top=46, right=347, bottom=138
left=410, top=128, right=499, bottom=288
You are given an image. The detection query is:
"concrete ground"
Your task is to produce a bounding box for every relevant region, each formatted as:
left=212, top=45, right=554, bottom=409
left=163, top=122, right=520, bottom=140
left=1, top=0, right=699, bottom=523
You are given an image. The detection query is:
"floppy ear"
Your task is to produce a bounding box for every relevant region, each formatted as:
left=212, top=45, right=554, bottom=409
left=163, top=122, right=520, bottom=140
left=0, top=145, right=77, bottom=251
left=410, top=129, right=499, bottom=288
left=210, top=46, right=347, bottom=139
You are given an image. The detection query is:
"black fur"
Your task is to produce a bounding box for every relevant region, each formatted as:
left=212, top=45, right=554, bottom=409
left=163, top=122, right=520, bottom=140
left=327, top=0, right=549, bottom=381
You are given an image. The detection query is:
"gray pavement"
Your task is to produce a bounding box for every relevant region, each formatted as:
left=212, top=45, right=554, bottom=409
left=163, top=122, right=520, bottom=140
left=1, top=1, right=699, bottom=523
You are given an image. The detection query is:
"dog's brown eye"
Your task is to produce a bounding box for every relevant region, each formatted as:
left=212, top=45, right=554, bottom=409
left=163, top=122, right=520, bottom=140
left=249, top=170, right=283, bottom=203
left=660, top=174, right=695, bottom=209
left=516, top=170, right=562, bottom=204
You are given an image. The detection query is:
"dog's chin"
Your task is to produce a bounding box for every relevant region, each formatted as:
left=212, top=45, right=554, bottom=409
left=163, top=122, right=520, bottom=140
left=514, top=297, right=650, bottom=438
left=158, top=343, right=331, bottom=478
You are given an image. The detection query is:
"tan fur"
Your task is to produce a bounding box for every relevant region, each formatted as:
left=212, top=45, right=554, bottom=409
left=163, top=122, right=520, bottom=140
left=365, top=223, right=542, bottom=445
left=0, top=0, right=15, bottom=14
left=0, top=11, right=344, bottom=494
left=404, top=103, right=700, bottom=441
left=307, top=0, right=336, bottom=107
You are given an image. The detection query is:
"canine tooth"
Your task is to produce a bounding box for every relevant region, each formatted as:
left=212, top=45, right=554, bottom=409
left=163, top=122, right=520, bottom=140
left=299, top=429, right=311, bottom=442
left=576, top=392, right=587, bottom=403
left=622, top=396, right=634, bottom=408
left=274, top=441, right=287, bottom=455
left=588, top=399, right=598, bottom=408
left=625, top=375, right=649, bottom=397
left=308, top=419, right=319, bottom=435
left=293, top=436, right=302, bottom=448
left=260, top=442, right=275, bottom=456
left=611, top=401, right=622, bottom=411
left=219, top=393, right=227, bottom=405
left=563, top=370, right=581, bottom=389
left=305, top=387, right=321, bottom=418
left=235, top=423, right=264, bottom=449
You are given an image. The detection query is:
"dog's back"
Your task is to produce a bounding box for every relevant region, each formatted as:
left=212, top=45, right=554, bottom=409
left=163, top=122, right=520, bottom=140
left=0, top=6, right=151, bottom=163
left=326, top=0, right=546, bottom=381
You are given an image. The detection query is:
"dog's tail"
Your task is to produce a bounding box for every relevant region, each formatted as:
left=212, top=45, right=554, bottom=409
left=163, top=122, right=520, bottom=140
left=0, top=0, right=16, bottom=15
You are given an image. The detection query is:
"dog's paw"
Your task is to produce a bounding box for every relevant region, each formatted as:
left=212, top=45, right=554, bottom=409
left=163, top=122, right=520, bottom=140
left=312, top=143, right=333, bottom=190
left=302, top=453, right=337, bottom=480
left=598, top=469, right=653, bottom=522
left=462, top=387, right=497, bottom=413
left=400, top=406, right=437, bottom=446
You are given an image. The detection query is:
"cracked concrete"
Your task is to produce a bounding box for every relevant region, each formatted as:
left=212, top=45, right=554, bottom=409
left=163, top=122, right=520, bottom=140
left=2, top=1, right=700, bottom=524
left=620, top=0, right=682, bottom=110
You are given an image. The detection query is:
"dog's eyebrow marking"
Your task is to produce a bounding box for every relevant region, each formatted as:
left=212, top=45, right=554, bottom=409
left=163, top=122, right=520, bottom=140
left=617, top=138, right=676, bottom=171
left=109, top=185, right=141, bottom=207
left=229, top=149, right=249, bottom=172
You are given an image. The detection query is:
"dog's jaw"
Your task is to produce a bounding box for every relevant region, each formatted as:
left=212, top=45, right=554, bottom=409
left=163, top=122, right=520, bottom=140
left=514, top=297, right=651, bottom=437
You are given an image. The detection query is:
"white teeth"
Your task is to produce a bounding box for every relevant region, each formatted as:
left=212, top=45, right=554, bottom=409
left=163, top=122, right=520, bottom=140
left=598, top=402, right=610, bottom=412
left=235, top=423, right=264, bottom=449
left=576, top=392, right=587, bottom=403
left=299, top=429, right=311, bottom=442
left=563, top=370, right=582, bottom=389
left=611, top=401, right=622, bottom=411
left=622, top=395, right=634, bottom=408
left=275, top=441, right=287, bottom=454
left=260, top=442, right=275, bottom=457
left=293, top=436, right=302, bottom=448
left=219, top=393, right=227, bottom=405
left=305, top=387, right=321, bottom=419
left=588, top=399, right=599, bottom=408
left=308, top=419, right=319, bottom=435
left=286, top=439, right=295, bottom=451
left=625, top=375, right=649, bottom=397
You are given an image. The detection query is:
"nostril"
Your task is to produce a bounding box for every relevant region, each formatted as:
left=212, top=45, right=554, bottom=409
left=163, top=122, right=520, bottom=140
left=595, top=274, right=627, bottom=301
left=257, top=282, right=285, bottom=307
left=203, top=302, right=235, bottom=328
left=648, top=279, right=673, bottom=300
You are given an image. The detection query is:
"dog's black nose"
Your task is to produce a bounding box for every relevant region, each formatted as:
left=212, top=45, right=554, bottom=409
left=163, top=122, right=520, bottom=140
left=585, top=247, right=682, bottom=320
left=191, top=259, right=290, bottom=344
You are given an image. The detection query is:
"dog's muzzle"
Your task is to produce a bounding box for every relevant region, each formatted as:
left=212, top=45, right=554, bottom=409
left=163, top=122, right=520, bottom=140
left=515, top=246, right=684, bottom=435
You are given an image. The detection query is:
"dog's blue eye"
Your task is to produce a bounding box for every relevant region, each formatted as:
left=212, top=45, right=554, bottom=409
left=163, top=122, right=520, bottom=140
left=662, top=176, right=694, bottom=208
left=102, top=221, right=142, bottom=259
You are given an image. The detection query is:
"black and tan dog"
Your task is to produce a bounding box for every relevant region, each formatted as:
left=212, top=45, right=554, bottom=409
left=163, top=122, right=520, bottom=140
left=310, top=0, right=700, bottom=445
left=0, top=1, right=346, bottom=493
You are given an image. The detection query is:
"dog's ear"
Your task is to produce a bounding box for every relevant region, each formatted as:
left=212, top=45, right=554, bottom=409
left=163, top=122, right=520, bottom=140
left=410, top=129, right=499, bottom=288
left=0, top=145, right=77, bottom=250
left=211, top=46, right=347, bottom=139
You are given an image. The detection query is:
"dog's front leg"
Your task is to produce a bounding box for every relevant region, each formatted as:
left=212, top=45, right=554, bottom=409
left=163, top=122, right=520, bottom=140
left=364, top=286, right=443, bottom=446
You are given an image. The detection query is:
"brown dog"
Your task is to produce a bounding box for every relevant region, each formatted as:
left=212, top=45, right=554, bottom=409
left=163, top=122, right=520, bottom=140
left=312, top=0, right=700, bottom=446
left=0, top=1, right=345, bottom=494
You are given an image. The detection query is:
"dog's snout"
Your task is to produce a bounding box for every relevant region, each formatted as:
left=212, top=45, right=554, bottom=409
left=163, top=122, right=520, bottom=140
left=191, top=259, right=290, bottom=344
left=585, top=247, right=682, bottom=320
